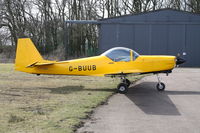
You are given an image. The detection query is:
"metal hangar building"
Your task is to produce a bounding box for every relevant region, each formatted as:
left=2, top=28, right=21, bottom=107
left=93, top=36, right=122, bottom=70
left=98, top=9, right=200, bottom=67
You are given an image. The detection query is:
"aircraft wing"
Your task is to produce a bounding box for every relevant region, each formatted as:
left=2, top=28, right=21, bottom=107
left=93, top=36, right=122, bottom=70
left=105, top=69, right=172, bottom=77
left=105, top=70, right=141, bottom=77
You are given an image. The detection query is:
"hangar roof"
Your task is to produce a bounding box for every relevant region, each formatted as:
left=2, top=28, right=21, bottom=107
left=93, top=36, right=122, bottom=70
left=66, top=9, right=200, bottom=25
left=99, top=8, right=200, bottom=23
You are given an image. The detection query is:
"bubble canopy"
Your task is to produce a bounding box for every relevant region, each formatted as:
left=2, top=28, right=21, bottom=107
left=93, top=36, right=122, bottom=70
left=101, top=47, right=140, bottom=62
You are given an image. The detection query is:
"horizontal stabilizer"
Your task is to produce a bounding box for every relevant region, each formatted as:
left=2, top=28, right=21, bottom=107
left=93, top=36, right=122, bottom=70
left=26, top=60, right=56, bottom=68
left=26, top=60, right=70, bottom=68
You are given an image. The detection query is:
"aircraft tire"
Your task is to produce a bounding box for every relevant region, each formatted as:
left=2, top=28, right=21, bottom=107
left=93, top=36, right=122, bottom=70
left=117, top=83, right=128, bottom=94
left=156, top=82, right=165, bottom=91
left=123, top=79, right=131, bottom=87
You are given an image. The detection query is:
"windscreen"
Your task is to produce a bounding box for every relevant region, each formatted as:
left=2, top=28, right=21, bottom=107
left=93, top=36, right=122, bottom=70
left=101, top=47, right=131, bottom=62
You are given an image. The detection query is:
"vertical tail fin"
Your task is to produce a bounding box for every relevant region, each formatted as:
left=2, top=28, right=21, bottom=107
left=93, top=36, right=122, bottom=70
left=15, top=38, right=43, bottom=71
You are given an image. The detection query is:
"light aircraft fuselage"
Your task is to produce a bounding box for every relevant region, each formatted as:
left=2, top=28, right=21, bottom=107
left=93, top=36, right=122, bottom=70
left=15, top=38, right=176, bottom=76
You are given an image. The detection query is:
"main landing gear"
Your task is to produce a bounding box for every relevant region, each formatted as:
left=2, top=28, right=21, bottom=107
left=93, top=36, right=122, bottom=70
left=156, top=74, right=165, bottom=91
left=116, top=74, right=166, bottom=94
left=117, top=76, right=131, bottom=94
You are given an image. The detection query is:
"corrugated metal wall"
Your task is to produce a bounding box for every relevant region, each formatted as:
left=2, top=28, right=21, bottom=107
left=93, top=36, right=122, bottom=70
left=99, top=9, right=200, bottom=67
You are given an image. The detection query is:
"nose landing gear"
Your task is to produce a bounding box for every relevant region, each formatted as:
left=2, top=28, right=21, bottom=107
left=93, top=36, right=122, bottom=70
left=156, top=74, right=165, bottom=91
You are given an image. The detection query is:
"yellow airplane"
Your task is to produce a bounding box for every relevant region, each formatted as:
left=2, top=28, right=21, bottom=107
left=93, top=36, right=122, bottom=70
left=15, top=38, right=185, bottom=93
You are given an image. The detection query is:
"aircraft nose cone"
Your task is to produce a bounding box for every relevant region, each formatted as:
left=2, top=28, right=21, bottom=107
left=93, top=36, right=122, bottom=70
left=176, top=57, right=186, bottom=65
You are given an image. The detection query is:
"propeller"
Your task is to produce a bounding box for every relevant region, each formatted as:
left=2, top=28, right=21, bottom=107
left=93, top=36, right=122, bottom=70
left=176, top=53, right=186, bottom=66
left=176, top=57, right=186, bottom=65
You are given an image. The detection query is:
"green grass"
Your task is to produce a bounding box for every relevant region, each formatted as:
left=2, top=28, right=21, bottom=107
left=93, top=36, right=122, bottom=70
left=0, top=64, right=142, bottom=133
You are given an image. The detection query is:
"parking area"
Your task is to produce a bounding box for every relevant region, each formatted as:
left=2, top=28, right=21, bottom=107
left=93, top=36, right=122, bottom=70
left=77, top=68, right=200, bottom=133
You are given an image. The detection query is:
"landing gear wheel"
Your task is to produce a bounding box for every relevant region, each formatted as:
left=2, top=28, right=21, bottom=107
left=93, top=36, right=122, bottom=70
left=156, top=82, right=165, bottom=91
left=123, top=79, right=131, bottom=87
left=117, top=83, right=128, bottom=94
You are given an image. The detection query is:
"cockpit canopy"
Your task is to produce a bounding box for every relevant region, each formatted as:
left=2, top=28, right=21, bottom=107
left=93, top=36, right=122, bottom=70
left=101, top=47, right=139, bottom=62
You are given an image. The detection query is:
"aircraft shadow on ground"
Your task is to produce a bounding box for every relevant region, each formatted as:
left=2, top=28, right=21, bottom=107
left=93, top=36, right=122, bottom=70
left=44, top=86, right=115, bottom=94
left=44, top=84, right=200, bottom=95
left=43, top=86, right=84, bottom=94
left=126, top=82, right=182, bottom=116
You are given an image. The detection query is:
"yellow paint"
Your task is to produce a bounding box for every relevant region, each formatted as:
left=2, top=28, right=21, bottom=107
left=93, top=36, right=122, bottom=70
left=15, top=38, right=176, bottom=76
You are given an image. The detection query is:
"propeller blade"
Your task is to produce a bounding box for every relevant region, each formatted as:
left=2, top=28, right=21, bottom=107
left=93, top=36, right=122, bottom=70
left=176, top=57, right=186, bottom=65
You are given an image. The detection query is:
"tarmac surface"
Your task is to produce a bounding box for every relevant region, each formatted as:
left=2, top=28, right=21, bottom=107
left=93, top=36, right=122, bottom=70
left=77, top=68, right=200, bottom=133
